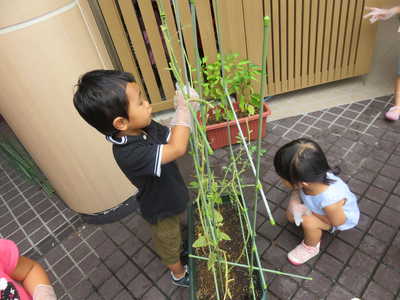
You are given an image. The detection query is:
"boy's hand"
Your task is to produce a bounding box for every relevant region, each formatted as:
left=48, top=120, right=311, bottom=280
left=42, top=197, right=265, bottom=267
left=363, top=6, right=399, bottom=23
left=174, top=84, right=200, bottom=111
left=170, top=85, right=200, bottom=130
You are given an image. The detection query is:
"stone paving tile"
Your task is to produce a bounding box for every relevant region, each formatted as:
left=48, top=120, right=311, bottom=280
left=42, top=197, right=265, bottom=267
left=1, top=95, right=400, bottom=299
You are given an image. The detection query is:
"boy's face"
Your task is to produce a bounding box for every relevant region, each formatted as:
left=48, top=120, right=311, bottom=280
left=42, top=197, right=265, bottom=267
left=121, top=82, right=152, bottom=134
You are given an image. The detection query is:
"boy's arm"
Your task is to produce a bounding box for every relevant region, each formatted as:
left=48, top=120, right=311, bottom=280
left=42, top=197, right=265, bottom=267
left=161, top=87, right=199, bottom=164
left=11, top=256, right=51, bottom=296
left=161, top=125, right=190, bottom=164
left=323, top=199, right=346, bottom=227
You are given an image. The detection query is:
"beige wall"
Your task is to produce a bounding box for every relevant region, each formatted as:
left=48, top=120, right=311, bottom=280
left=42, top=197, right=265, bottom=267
left=0, top=0, right=137, bottom=213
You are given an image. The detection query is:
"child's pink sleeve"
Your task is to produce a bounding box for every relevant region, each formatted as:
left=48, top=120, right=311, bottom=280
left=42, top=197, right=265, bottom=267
left=0, top=239, right=20, bottom=275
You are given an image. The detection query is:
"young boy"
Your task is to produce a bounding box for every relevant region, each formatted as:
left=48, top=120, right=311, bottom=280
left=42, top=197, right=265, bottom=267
left=73, top=70, right=198, bottom=287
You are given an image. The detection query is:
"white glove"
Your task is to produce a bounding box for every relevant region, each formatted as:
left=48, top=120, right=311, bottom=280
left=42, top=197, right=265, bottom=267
left=33, top=284, right=57, bottom=300
left=175, top=83, right=200, bottom=108
left=287, top=192, right=311, bottom=226
left=170, top=84, right=200, bottom=130
left=290, top=203, right=312, bottom=227
left=363, top=6, right=399, bottom=23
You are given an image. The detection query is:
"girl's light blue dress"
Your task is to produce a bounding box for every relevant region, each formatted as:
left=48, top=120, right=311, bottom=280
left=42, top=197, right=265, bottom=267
left=300, top=172, right=360, bottom=231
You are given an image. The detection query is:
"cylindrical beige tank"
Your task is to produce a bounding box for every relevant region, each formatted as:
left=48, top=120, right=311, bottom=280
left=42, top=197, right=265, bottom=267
left=0, top=0, right=137, bottom=214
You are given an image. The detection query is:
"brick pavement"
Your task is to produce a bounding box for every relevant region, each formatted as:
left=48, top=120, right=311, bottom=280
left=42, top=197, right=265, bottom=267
left=0, top=95, right=399, bottom=299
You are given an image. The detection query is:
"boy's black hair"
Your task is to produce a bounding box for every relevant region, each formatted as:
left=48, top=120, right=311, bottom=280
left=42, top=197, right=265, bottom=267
left=273, top=138, right=339, bottom=185
left=73, top=69, right=135, bottom=136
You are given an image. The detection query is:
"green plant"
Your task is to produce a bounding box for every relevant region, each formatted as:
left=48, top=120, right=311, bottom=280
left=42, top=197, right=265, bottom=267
left=0, top=135, right=54, bottom=195
left=158, top=1, right=310, bottom=299
left=200, top=53, right=261, bottom=122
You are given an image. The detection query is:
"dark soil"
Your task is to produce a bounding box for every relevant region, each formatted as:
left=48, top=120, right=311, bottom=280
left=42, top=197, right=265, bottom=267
left=194, top=203, right=261, bottom=300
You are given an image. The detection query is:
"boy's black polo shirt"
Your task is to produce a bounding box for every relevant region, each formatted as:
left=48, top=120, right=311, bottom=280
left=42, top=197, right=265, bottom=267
left=106, top=121, right=189, bottom=224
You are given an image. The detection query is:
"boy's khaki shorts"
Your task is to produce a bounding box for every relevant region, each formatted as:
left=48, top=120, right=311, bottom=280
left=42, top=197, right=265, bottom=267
left=149, top=213, right=184, bottom=266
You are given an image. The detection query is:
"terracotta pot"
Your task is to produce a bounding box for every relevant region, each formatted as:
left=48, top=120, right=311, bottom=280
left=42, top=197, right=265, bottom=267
left=199, top=102, right=271, bottom=150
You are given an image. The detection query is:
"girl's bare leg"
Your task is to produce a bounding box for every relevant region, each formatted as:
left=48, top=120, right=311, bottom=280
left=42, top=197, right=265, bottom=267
left=301, top=214, right=331, bottom=247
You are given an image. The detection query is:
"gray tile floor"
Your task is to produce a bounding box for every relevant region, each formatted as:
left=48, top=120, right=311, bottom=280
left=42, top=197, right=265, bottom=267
left=0, top=94, right=400, bottom=299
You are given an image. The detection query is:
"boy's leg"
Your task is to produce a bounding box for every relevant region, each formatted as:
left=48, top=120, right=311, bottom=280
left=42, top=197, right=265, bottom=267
left=150, top=214, right=187, bottom=279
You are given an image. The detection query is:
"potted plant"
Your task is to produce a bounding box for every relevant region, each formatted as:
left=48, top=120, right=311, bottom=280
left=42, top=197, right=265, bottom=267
left=199, top=53, right=271, bottom=150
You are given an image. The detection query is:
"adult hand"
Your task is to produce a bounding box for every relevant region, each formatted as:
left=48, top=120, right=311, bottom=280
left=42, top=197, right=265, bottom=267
left=363, top=6, right=399, bottom=23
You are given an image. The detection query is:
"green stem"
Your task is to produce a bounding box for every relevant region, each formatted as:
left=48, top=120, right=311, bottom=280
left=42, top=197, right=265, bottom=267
left=189, top=254, right=313, bottom=280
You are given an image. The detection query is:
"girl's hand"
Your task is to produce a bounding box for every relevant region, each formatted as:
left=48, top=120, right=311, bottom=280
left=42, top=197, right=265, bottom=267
left=363, top=6, right=400, bottom=23
left=290, top=203, right=312, bottom=226
left=33, top=284, right=57, bottom=300
left=287, top=190, right=311, bottom=226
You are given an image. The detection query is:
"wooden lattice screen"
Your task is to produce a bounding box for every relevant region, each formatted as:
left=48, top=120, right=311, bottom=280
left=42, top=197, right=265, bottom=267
left=97, top=0, right=378, bottom=113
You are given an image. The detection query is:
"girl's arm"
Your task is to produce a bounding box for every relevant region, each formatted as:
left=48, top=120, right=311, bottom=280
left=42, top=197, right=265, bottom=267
left=323, top=199, right=346, bottom=227
left=10, top=256, right=51, bottom=296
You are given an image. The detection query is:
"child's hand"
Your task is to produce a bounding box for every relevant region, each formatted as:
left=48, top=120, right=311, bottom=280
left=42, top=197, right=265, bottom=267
left=33, top=284, right=57, bottom=300
left=290, top=203, right=311, bottom=227
left=170, top=84, right=200, bottom=130
left=363, top=6, right=399, bottom=23
left=174, top=84, right=200, bottom=112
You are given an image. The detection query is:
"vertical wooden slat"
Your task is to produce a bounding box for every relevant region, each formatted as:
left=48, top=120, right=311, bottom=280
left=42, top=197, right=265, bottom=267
left=97, top=0, right=145, bottom=92
left=159, top=0, right=184, bottom=78
left=321, top=0, right=334, bottom=83
left=349, top=0, right=365, bottom=76
left=328, top=0, right=341, bottom=81
left=308, top=0, right=318, bottom=86
left=176, top=0, right=196, bottom=68
left=195, top=1, right=217, bottom=62
left=118, top=0, right=162, bottom=102
left=294, top=0, right=302, bottom=89
left=302, top=0, right=310, bottom=88
left=287, top=0, right=295, bottom=91
left=342, top=0, right=356, bottom=77
left=137, top=1, right=175, bottom=100
left=218, top=0, right=247, bottom=59
left=279, top=0, right=288, bottom=92
left=334, top=0, right=349, bottom=79
left=314, top=0, right=326, bottom=84
left=272, top=0, right=282, bottom=92
left=264, top=0, right=275, bottom=95
left=243, top=0, right=264, bottom=94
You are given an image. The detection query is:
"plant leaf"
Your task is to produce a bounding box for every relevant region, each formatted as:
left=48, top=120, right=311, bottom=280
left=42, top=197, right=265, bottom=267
left=218, top=230, right=231, bottom=241
left=193, top=235, right=209, bottom=248
left=213, top=209, right=223, bottom=223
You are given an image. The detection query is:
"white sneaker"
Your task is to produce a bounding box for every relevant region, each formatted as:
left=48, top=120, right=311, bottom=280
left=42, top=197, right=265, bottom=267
left=288, top=240, right=320, bottom=265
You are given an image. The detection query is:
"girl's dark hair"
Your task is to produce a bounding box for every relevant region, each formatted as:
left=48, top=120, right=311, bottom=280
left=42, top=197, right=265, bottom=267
left=73, top=69, right=135, bottom=136
left=273, top=138, right=340, bottom=185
